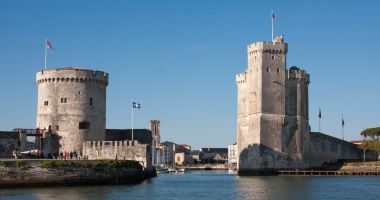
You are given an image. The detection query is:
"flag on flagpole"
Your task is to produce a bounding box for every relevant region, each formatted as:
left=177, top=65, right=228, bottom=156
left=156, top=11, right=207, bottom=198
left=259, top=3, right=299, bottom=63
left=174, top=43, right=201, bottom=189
left=318, top=108, right=322, bottom=118
left=133, top=101, right=141, bottom=109
left=342, top=117, right=345, bottom=127
left=46, top=40, right=55, bottom=52
left=272, top=11, right=278, bottom=20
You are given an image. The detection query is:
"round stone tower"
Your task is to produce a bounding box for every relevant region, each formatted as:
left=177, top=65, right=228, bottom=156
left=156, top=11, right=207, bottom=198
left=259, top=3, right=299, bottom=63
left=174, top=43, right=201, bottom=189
left=36, top=67, right=109, bottom=153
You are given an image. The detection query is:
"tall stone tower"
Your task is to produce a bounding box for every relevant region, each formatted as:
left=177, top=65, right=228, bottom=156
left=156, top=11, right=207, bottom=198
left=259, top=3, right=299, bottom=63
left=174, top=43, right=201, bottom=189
left=150, top=120, right=161, bottom=166
left=36, top=67, right=109, bottom=153
left=236, top=36, right=310, bottom=175
left=150, top=120, right=161, bottom=148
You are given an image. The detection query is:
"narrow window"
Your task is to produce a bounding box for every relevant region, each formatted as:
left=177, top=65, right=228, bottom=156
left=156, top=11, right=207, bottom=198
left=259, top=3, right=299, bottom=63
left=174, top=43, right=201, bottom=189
left=56, top=125, right=59, bottom=131
left=61, top=98, right=67, bottom=103
left=44, top=101, right=49, bottom=106
left=272, top=55, right=274, bottom=59
left=79, top=122, right=90, bottom=129
left=267, top=68, right=270, bottom=72
left=90, top=98, right=93, bottom=106
left=277, top=68, right=280, bottom=73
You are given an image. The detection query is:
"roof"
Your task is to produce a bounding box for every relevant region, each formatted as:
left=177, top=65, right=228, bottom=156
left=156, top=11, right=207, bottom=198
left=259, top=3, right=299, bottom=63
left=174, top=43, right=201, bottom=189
left=201, top=148, right=228, bottom=155
left=289, top=66, right=300, bottom=71
left=105, top=129, right=152, bottom=145
left=351, top=140, right=365, bottom=144
left=191, top=150, right=201, bottom=155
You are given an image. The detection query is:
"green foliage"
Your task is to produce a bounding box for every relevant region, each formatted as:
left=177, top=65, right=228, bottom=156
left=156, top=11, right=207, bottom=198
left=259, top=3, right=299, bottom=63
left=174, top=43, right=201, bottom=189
left=40, top=160, right=142, bottom=170
left=40, top=160, right=80, bottom=168
left=360, top=127, right=380, bottom=161
left=361, top=127, right=380, bottom=139
left=358, top=140, right=372, bottom=151
left=16, top=161, right=31, bottom=170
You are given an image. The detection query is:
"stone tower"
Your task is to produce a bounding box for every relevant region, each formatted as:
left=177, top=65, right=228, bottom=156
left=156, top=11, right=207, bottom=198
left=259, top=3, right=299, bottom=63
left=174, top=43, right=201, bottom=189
left=36, top=67, right=109, bottom=153
left=236, top=36, right=310, bottom=175
left=150, top=120, right=161, bottom=148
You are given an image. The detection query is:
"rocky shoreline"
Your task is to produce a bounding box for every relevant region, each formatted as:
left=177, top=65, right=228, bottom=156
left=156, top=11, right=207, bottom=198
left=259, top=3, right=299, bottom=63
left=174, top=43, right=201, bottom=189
left=0, top=160, right=156, bottom=188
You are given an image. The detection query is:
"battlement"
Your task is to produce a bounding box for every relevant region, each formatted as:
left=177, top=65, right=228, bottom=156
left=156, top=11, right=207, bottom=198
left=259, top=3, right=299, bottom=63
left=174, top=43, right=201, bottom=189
left=247, top=37, right=288, bottom=56
left=83, top=140, right=147, bottom=148
left=287, top=66, right=310, bottom=83
left=236, top=72, right=247, bottom=84
left=36, top=67, right=109, bottom=86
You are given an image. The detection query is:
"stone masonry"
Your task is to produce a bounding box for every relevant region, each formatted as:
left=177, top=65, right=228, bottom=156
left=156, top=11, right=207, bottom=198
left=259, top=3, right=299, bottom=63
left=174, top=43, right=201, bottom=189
left=36, top=67, right=108, bottom=153
left=236, top=36, right=310, bottom=174
left=82, top=140, right=152, bottom=169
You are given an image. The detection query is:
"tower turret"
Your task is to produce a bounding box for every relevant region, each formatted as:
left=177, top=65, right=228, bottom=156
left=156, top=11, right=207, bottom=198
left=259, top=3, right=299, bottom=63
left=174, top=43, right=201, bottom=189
left=236, top=36, right=310, bottom=175
left=36, top=67, right=109, bottom=153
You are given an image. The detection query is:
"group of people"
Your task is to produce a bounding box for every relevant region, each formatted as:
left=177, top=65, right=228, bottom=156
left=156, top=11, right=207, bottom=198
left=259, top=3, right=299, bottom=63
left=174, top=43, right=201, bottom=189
left=58, top=150, right=83, bottom=160
left=12, top=149, right=85, bottom=160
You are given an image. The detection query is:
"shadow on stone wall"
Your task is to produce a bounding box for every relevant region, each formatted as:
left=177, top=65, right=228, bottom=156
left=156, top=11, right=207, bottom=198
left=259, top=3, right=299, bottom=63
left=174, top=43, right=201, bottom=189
left=238, top=144, right=283, bottom=176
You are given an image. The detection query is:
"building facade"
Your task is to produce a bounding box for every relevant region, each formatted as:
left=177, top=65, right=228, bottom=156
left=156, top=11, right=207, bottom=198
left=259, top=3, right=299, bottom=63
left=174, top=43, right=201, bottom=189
left=236, top=36, right=310, bottom=174
left=228, top=143, right=237, bottom=165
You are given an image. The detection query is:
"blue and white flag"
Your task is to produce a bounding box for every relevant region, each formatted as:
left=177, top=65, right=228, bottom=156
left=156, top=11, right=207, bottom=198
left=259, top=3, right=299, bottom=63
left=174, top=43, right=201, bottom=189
left=133, top=101, right=141, bottom=109
left=46, top=40, right=55, bottom=52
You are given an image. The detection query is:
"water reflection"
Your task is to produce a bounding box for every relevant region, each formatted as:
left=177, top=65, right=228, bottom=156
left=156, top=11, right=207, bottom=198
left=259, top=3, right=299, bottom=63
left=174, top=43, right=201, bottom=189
left=1, top=185, right=116, bottom=200
left=237, top=176, right=312, bottom=200
left=1, top=172, right=380, bottom=200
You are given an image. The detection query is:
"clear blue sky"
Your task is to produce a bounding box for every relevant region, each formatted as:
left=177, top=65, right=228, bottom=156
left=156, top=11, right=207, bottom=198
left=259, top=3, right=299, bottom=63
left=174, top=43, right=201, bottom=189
left=1, top=0, right=379, bottom=149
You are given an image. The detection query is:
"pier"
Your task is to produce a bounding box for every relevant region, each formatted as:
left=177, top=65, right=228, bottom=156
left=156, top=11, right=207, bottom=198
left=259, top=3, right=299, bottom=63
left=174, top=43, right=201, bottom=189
left=278, top=170, right=380, bottom=176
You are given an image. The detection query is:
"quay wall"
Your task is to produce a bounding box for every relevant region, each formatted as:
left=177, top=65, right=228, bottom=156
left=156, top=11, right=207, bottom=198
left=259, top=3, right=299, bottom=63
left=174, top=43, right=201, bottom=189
left=0, top=160, right=155, bottom=188
left=83, top=140, right=152, bottom=170
left=309, top=132, right=371, bottom=167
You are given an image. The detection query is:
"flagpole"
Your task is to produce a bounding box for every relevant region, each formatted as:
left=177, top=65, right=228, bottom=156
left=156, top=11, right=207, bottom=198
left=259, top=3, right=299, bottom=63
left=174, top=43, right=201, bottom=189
left=318, top=107, right=321, bottom=133
left=44, top=39, right=47, bottom=70
left=271, top=10, right=274, bottom=41
left=342, top=115, right=344, bottom=140
left=132, top=101, right=134, bottom=142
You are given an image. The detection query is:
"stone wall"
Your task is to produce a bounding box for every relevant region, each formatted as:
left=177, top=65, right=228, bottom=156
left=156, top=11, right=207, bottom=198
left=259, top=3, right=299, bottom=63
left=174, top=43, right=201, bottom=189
left=82, top=140, right=152, bottom=170
left=236, top=37, right=310, bottom=174
left=309, top=132, right=367, bottom=167
left=36, top=67, right=108, bottom=153
left=0, top=160, right=155, bottom=188
left=0, top=132, right=19, bottom=157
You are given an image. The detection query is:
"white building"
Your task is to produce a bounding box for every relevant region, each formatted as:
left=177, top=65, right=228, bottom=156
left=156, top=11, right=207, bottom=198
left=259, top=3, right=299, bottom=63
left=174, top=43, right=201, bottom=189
left=228, top=143, right=237, bottom=165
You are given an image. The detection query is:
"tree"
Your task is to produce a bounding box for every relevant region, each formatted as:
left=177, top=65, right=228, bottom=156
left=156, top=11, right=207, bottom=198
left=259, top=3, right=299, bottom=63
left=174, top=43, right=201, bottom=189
left=361, top=127, right=380, bottom=140
left=358, top=140, right=371, bottom=162
left=360, top=127, right=380, bottom=162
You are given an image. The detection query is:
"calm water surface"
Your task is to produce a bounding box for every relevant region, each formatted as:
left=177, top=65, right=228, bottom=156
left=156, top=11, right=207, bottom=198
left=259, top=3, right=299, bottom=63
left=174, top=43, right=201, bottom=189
left=1, top=171, right=379, bottom=200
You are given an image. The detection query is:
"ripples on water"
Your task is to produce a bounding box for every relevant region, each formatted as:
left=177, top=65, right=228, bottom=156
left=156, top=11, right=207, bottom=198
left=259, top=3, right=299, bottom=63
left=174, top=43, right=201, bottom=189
left=1, top=171, right=380, bottom=200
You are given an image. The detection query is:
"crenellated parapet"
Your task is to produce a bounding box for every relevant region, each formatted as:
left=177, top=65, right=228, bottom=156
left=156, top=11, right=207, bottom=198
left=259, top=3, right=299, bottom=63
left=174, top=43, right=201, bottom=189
left=36, top=67, right=109, bottom=86
left=247, top=36, right=288, bottom=57
left=82, top=140, right=151, bottom=169
left=83, top=140, right=147, bottom=148
left=287, top=66, right=310, bottom=84
left=36, top=67, right=108, bottom=154
left=236, top=72, right=247, bottom=84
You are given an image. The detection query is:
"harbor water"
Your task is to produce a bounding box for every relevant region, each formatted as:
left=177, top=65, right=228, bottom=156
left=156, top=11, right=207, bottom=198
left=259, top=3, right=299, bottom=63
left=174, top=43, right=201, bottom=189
left=1, top=171, right=380, bottom=200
